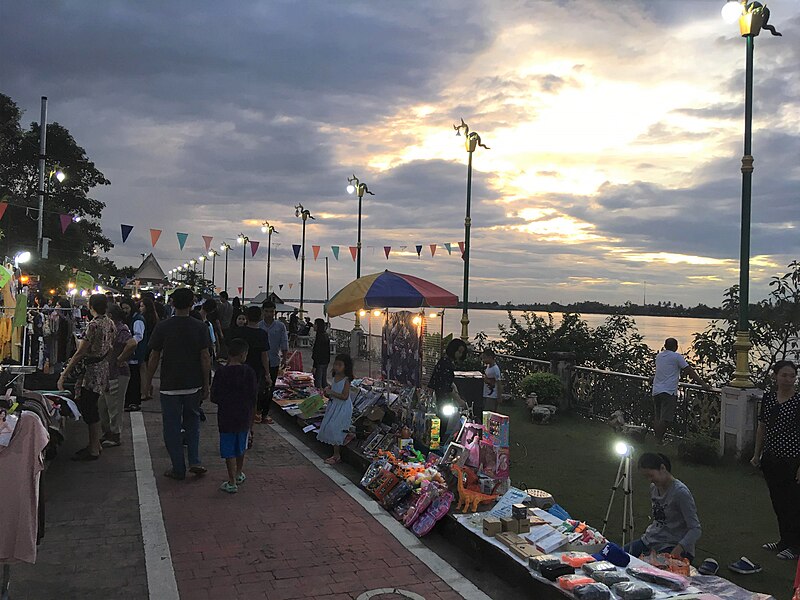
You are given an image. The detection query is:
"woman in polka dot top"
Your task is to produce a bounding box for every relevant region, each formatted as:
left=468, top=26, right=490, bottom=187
left=752, top=360, right=800, bottom=561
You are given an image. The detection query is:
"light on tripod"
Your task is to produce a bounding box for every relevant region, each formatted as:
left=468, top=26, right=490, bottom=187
left=614, top=441, right=631, bottom=456
left=441, top=403, right=458, bottom=417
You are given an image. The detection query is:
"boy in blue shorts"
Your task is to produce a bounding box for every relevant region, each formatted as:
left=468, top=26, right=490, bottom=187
left=211, top=338, right=258, bottom=493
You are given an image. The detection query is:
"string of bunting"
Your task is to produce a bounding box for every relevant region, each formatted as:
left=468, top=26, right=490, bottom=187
left=114, top=223, right=465, bottom=260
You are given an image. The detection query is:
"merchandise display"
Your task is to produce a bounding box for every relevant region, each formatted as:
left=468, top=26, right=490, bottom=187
left=611, top=581, right=655, bottom=600
left=591, top=571, right=630, bottom=586
left=626, top=565, right=689, bottom=591
left=557, top=574, right=596, bottom=590
left=581, top=561, right=617, bottom=576
left=572, top=583, right=612, bottom=600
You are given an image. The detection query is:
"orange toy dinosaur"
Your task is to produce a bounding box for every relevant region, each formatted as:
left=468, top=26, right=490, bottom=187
left=452, top=465, right=499, bottom=513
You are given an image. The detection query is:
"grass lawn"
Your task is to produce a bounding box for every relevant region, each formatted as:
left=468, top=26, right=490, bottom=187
left=499, top=401, right=796, bottom=599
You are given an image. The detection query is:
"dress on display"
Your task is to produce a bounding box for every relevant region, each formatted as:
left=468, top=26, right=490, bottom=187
left=316, top=377, right=353, bottom=446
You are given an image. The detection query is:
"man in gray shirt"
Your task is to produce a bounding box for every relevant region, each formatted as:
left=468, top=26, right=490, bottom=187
left=258, top=300, right=289, bottom=424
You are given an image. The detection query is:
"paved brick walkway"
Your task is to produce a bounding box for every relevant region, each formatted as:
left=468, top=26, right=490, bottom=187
left=145, top=405, right=466, bottom=600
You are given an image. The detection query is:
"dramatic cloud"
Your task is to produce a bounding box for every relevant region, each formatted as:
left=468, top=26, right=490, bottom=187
left=2, top=0, right=799, bottom=307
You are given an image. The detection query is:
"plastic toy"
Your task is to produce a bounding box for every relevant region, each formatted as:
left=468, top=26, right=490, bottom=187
left=452, top=465, right=498, bottom=513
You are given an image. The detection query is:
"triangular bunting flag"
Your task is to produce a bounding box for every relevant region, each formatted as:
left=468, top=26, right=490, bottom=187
left=400, top=246, right=408, bottom=252
left=430, top=244, right=437, bottom=257
left=312, top=245, right=320, bottom=261
left=279, top=284, right=284, bottom=290
left=331, top=246, right=340, bottom=260
left=250, top=240, right=260, bottom=257
left=0, top=202, right=7, bottom=221
left=444, top=242, right=452, bottom=255
left=176, top=232, right=189, bottom=250
left=59, top=264, right=65, bottom=271
left=288, top=283, right=294, bottom=290
left=238, top=287, right=243, bottom=296
left=458, top=241, right=465, bottom=255
left=202, top=236, right=214, bottom=252
left=384, top=246, right=391, bottom=259
left=349, top=246, right=358, bottom=262
left=415, top=245, right=422, bottom=258
left=59, top=214, right=73, bottom=234
left=120, top=224, right=134, bottom=243
left=292, top=244, right=301, bottom=260
left=150, top=229, right=162, bottom=247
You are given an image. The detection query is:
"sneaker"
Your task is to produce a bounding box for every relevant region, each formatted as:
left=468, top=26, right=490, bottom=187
left=698, top=558, right=719, bottom=576
left=219, top=481, right=238, bottom=494
left=101, top=438, right=121, bottom=448
left=124, top=404, right=141, bottom=412
left=189, top=465, right=208, bottom=475
left=235, top=472, right=246, bottom=485
left=777, top=548, right=799, bottom=560
left=728, top=557, right=762, bottom=574
left=762, top=541, right=785, bottom=552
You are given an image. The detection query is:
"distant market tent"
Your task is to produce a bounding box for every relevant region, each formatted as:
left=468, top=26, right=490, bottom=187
left=325, top=270, right=458, bottom=317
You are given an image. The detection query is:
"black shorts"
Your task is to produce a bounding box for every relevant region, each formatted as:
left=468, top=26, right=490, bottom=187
left=78, top=388, right=101, bottom=425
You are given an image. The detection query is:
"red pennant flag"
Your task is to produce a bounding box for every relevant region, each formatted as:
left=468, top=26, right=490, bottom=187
left=384, top=246, right=391, bottom=259
left=150, top=229, right=162, bottom=247
left=312, top=245, right=321, bottom=261
left=202, top=236, right=213, bottom=252
left=59, top=214, right=73, bottom=234
left=250, top=240, right=260, bottom=257
left=458, top=241, right=465, bottom=255
left=430, top=244, right=437, bottom=257
left=349, top=246, right=358, bottom=261
left=0, top=202, right=8, bottom=221
left=237, top=287, right=243, bottom=296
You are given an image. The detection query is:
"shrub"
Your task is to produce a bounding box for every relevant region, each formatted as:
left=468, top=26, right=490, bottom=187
left=520, top=372, right=564, bottom=405
left=677, top=433, right=721, bottom=466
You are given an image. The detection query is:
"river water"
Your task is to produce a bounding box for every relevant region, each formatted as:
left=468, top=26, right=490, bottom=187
left=301, top=304, right=712, bottom=353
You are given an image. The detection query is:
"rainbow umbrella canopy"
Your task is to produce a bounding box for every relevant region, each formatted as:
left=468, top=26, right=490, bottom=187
left=325, top=270, right=459, bottom=317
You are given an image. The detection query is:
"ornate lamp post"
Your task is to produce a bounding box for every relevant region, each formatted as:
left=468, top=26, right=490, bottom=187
left=198, top=255, right=207, bottom=293
left=261, top=221, right=279, bottom=294
left=220, top=242, right=232, bottom=294
left=189, top=259, right=197, bottom=290
left=453, top=118, right=489, bottom=341
left=295, top=204, right=314, bottom=317
left=208, top=249, right=218, bottom=296
left=347, top=174, right=374, bottom=331
left=237, top=233, right=249, bottom=301
left=721, top=1, right=781, bottom=388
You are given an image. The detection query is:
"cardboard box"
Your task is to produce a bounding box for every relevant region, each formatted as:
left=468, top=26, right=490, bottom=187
left=482, top=411, right=510, bottom=447
left=509, top=543, right=542, bottom=561
left=496, top=532, right=527, bottom=548
left=500, top=517, right=519, bottom=533
left=482, top=517, right=502, bottom=537
left=512, top=503, right=528, bottom=520
left=517, top=518, right=531, bottom=533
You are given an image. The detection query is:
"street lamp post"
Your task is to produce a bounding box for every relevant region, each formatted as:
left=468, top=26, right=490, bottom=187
left=295, top=204, right=314, bottom=317
left=722, top=0, right=781, bottom=388
left=347, top=174, right=374, bottom=330
left=220, top=242, right=231, bottom=294
left=208, top=249, right=218, bottom=296
left=453, top=118, right=489, bottom=342
left=261, top=221, right=278, bottom=294
left=238, top=233, right=249, bottom=301
left=199, top=255, right=207, bottom=293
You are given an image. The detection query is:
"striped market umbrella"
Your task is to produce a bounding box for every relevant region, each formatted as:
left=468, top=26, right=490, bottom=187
left=324, top=270, right=459, bottom=317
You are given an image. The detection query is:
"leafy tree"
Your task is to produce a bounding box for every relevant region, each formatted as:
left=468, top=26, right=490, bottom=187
left=692, top=261, right=800, bottom=388
left=0, top=93, right=111, bottom=288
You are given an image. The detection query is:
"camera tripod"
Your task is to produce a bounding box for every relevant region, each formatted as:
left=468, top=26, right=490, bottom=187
left=601, top=450, right=635, bottom=547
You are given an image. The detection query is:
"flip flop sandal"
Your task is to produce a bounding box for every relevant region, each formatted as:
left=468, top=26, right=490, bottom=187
left=777, top=548, right=799, bottom=560
left=189, top=465, right=208, bottom=475
left=163, top=469, right=186, bottom=480
left=698, top=558, right=719, bottom=576
left=762, top=541, right=783, bottom=551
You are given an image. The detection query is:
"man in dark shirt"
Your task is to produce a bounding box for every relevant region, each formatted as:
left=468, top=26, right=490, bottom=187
left=146, top=287, right=212, bottom=480
left=230, top=306, right=271, bottom=424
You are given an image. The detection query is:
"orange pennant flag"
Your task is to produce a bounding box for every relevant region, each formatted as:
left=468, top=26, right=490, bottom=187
left=150, top=229, right=162, bottom=247
left=312, top=245, right=321, bottom=260
left=430, top=244, right=437, bottom=257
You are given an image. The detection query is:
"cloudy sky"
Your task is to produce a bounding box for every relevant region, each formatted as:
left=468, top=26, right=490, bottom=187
left=3, top=0, right=799, bottom=306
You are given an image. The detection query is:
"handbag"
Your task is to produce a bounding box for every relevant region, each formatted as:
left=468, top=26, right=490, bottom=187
left=71, top=348, right=112, bottom=380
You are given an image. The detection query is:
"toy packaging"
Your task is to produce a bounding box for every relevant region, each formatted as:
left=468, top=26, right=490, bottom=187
left=479, top=442, right=510, bottom=479
left=482, top=411, right=509, bottom=447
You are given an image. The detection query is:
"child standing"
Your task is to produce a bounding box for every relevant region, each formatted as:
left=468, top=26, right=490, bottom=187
left=481, top=348, right=502, bottom=414
left=317, top=353, right=354, bottom=465
left=211, top=338, right=258, bottom=493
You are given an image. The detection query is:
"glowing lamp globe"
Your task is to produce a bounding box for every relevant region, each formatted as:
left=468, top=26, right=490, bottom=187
left=614, top=441, right=630, bottom=456
left=721, top=1, right=743, bottom=24
left=346, top=184, right=356, bottom=195
left=55, top=170, right=66, bottom=183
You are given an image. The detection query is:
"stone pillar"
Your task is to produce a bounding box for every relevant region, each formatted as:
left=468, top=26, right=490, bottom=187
left=549, top=352, right=576, bottom=412
left=349, top=328, right=362, bottom=359
left=719, top=386, right=762, bottom=459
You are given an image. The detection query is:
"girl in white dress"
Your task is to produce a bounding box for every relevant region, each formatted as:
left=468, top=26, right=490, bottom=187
left=317, top=354, right=354, bottom=464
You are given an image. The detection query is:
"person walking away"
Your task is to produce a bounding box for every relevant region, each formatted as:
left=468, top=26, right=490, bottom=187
left=651, top=338, right=709, bottom=444
left=624, top=453, right=701, bottom=562
left=317, top=354, right=354, bottom=465
left=216, top=291, right=233, bottom=357
left=312, top=319, right=330, bottom=389
left=99, top=305, right=137, bottom=447
left=200, top=299, right=222, bottom=360
left=145, top=288, right=212, bottom=480
left=752, top=360, right=800, bottom=561
left=288, top=310, right=299, bottom=348
left=428, top=339, right=468, bottom=441
left=259, top=300, right=288, bottom=425
left=481, top=348, right=502, bottom=415
left=234, top=306, right=271, bottom=427
left=58, top=294, right=116, bottom=460
left=211, top=338, right=257, bottom=494
left=139, top=296, right=160, bottom=403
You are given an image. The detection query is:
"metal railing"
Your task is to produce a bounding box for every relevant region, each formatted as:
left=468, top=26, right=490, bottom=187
left=496, top=353, right=551, bottom=396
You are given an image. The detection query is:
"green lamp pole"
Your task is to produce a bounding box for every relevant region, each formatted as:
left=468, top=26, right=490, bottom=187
left=347, top=174, right=374, bottom=330
left=722, top=1, right=781, bottom=388
left=453, top=119, right=489, bottom=341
